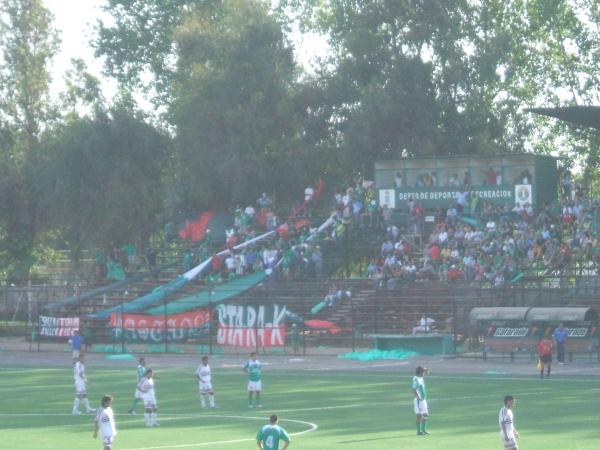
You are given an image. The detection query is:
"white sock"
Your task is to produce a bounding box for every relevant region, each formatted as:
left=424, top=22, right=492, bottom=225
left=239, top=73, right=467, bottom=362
left=83, top=398, right=92, bottom=411
left=72, top=398, right=80, bottom=413
left=151, top=412, right=158, bottom=425
left=144, top=413, right=150, bottom=425
left=209, top=395, right=215, bottom=407
left=200, top=395, right=206, bottom=408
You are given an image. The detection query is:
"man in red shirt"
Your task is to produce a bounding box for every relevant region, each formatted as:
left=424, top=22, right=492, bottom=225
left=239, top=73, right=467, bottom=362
left=537, top=334, right=553, bottom=379
left=429, top=243, right=441, bottom=269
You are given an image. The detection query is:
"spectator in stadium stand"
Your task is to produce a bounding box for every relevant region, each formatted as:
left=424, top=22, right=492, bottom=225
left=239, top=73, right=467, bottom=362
left=395, top=171, right=404, bottom=188
left=211, top=253, right=222, bottom=273
left=224, top=252, right=237, bottom=276
left=463, top=170, right=471, bottom=186
left=553, top=323, right=568, bottom=364
left=447, top=173, right=460, bottom=187
left=561, top=171, right=573, bottom=199
left=447, top=264, right=461, bottom=281
left=244, top=204, right=256, bottom=223
left=446, top=204, right=458, bottom=226
left=352, top=194, right=363, bottom=224
left=304, top=184, right=315, bottom=217
left=257, top=192, right=272, bottom=210
left=145, top=247, right=157, bottom=273
left=429, top=242, right=442, bottom=270
left=486, top=167, right=497, bottom=185
left=311, top=246, right=323, bottom=278
left=456, top=189, right=469, bottom=213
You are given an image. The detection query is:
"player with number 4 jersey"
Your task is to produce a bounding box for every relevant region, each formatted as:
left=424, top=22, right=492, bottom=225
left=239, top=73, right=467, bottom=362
left=257, top=415, right=290, bottom=450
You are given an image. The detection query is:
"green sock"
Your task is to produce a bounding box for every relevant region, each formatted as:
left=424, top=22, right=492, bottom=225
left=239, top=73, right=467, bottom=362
left=130, top=398, right=138, bottom=411
left=422, top=420, right=427, bottom=432
left=416, top=422, right=422, bottom=433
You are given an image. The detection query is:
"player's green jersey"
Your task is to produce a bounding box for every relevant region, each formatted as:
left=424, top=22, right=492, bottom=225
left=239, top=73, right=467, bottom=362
left=244, top=360, right=261, bottom=382
left=136, top=365, right=146, bottom=382
left=256, top=424, right=290, bottom=450
left=412, top=375, right=427, bottom=399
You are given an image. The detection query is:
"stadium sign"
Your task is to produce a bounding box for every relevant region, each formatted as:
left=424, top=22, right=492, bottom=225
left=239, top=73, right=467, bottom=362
left=567, top=327, right=593, bottom=338
left=216, top=303, right=286, bottom=348
left=378, top=185, right=515, bottom=209
left=491, top=327, right=530, bottom=338
left=39, top=315, right=80, bottom=337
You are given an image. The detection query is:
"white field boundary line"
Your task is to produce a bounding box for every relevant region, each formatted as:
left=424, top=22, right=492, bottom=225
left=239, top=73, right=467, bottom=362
left=3, top=367, right=600, bottom=383
left=119, top=415, right=317, bottom=450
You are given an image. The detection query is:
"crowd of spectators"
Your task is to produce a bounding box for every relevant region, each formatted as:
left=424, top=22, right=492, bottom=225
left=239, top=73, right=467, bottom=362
left=181, top=191, right=326, bottom=284
left=94, top=173, right=600, bottom=292
left=367, top=189, right=600, bottom=289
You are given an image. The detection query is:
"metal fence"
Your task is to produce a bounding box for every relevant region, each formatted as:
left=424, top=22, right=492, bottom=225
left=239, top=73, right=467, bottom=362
left=2, top=277, right=600, bottom=356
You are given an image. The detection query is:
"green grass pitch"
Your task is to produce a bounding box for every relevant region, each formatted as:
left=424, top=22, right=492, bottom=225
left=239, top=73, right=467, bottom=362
left=2, top=364, right=600, bottom=449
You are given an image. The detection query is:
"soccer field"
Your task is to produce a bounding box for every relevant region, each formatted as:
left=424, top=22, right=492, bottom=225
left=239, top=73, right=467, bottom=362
left=2, top=363, right=600, bottom=449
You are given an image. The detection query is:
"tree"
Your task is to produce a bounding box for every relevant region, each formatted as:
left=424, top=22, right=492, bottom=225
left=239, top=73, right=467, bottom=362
left=94, top=0, right=212, bottom=106
left=43, top=106, right=169, bottom=265
left=278, top=0, right=600, bottom=178
left=169, top=0, right=304, bottom=212
left=0, top=0, right=59, bottom=283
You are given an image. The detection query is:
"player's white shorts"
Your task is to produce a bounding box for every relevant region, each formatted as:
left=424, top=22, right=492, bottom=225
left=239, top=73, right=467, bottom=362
left=199, top=381, right=213, bottom=394
left=101, top=435, right=115, bottom=448
left=500, top=433, right=518, bottom=450
left=75, top=380, right=87, bottom=395
left=247, top=380, right=262, bottom=392
left=413, top=398, right=428, bottom=415
left=134, top=389, right=144, bottom=400
left=143, top=392, right=157, bottom=408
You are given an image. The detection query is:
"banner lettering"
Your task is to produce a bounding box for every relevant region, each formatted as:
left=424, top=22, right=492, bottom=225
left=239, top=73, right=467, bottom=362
left=39, top=316, right=80, bottom=337
left=216, top=304, right=286, bottom=348
left=111, top=309, right=211, bottom=343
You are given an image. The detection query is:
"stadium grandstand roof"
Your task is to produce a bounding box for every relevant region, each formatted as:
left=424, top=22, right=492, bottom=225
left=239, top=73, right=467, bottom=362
left=527, top=105, right=600, bottom=129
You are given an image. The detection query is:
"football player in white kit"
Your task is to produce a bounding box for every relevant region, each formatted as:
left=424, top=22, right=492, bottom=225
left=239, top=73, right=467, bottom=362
left=93, top=395, right=116, bottom=450
left=195, top=355, right=216, bottom=409
left=499, top=395, right=519, bottom=449
left=137, top=368, right=159, bottom=426
left=72, top=354, right=95, bottom=415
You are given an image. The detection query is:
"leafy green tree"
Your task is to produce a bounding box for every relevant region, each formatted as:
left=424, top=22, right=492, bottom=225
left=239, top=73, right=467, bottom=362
left=170, top=0, right=304, bottom=212
left=95, top=0, right=212, bottom=105
left=43, top=106, right=169, bottom=265
left=278, top=0, right=600, bottom=179
left=0, top=0, right=59, bottom=283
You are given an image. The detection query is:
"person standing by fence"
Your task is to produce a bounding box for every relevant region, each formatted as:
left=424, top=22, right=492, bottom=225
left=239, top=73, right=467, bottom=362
left=553, top=323, right=568, bottom=364
left=69, top=330, right=85, bottom=361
